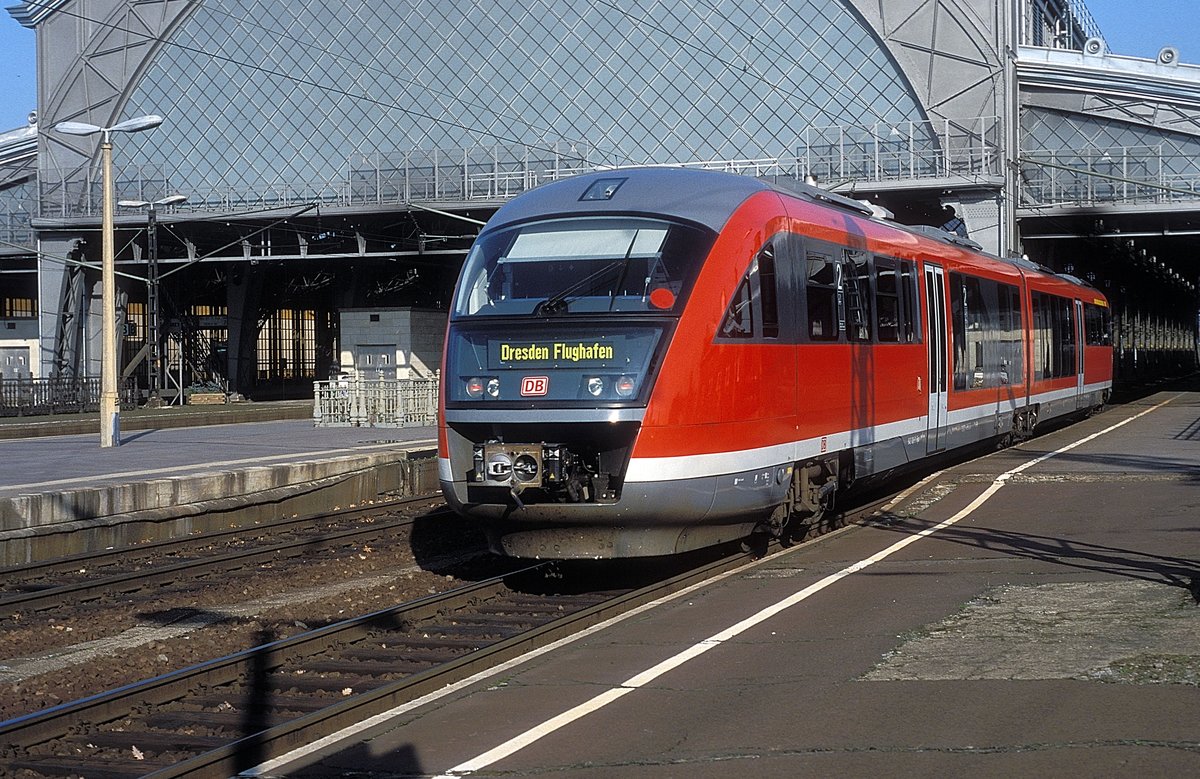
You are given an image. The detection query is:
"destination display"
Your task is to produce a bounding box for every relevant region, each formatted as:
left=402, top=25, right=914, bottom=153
left=489, top=336, right=625, bottom=367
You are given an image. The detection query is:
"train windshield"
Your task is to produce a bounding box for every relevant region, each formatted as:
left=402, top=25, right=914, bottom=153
left=454, top=217, right=714, bottom=318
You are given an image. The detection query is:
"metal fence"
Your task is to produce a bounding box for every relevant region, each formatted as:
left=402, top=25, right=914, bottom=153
left=312, top=375, right=439, bottom=428
left=0, top=376, right=137, bottom=417
left=798, top=116, right=1003, bottom=186
left=34, top=141, right=598, bottom=219
left=1020, top=146, right=1200, bottom=207
left=28, top=121, right=1008, bottom=222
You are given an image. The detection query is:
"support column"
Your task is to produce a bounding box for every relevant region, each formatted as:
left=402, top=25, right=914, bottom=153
left=225, top=264, right=264, bottom=397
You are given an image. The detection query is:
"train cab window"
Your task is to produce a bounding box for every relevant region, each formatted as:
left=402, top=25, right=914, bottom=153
left=719, top=240, right=779, bottom=340
left=452, top=216, right=716, bottom=317
left=806, top=251, right=838, bottom=341
left=1084, top=302, right=1111, bottom=346
left=843, top=250, right=871, bottom=342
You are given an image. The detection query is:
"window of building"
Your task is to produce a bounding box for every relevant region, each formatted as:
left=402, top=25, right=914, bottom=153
left=257, top=308, right=317, bottom=380
left=2, top=297, right=36, bottom=319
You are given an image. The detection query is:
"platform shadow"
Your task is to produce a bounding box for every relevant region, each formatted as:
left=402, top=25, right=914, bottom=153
left=865, top=513, right=1200, bottom=603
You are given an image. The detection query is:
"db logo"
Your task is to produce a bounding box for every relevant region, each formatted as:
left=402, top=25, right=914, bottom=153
left=520, top=376, right=549, bottom=396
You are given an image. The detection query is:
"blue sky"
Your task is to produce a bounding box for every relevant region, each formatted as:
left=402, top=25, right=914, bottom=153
left=0, top=1, right=1199, bottom=131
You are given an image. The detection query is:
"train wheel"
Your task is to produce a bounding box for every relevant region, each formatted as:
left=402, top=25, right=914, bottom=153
left=775, top=471, right=801, bottom=547
left=776, top=458, right=840, bottom=545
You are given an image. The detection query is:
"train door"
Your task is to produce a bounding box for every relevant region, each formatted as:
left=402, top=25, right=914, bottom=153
left=924, top=264, right=948, bottom=453
left=1074, top=299, right=1086, bottom=409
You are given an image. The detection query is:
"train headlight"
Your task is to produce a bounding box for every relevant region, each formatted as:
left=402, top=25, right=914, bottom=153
left=513, top=454, right=539, bottom=482
left=586, top=376, right=605, bottom=397
left=615, top=375, right=636, bottom=397
left=465, top=377, right=485, bottom=398
left=486, top=377, right=501, bottom=398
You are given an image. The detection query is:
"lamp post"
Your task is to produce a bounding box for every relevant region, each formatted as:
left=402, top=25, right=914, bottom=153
left=53, top=114, right=164, bottom=447
left=119, top=194, right=187, bottom=406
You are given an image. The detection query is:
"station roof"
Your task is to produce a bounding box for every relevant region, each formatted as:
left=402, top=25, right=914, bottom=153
left=1017, top=47, right=1200, bottom=308
left=1018, top=45, right=1200, bottom=108
left=5, top=0, right=64, bottom=28
left=0, top=121, right=36, bottom=189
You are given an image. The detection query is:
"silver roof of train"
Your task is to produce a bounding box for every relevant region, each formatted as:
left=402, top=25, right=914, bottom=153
left=483, top=167, right=771, bottom=234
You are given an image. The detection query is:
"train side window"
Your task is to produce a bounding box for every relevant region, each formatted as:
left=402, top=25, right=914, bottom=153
left=900, top=261, right=920, bottom=342
left=843, top=250, right=871, bottom=342
left=806, top=251, right=838, bottom=341
left=1033, top=293, right=1049, bottom=380
left=759, top=242, right=779, bottom=338
left=950, top=274, right=972, bottom=389
left=719, top=240, right=779, bottom=340
left=950, top=273, right=1016, bottom=389
left=1057, top=295, right=1076, bottom=376
left=875, top=257, right=900, bottom=342
left=1032, top=292, right=1075, bottom=379
left=1002, top=284, right=1023, bottom=384
left=1084, top=303, right=1111, bottom=346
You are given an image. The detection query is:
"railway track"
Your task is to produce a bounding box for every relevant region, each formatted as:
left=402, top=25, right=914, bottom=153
left=0, top=548, right=759, bottom=778
left=0, top=495, right=448, bottom=619
left=0, top=482, right=911, bottom=778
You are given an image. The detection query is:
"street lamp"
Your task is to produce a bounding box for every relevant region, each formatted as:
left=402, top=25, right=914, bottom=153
left=53, top=114, right=164, bottom=447
left=119, top=194, right=187, bottom=407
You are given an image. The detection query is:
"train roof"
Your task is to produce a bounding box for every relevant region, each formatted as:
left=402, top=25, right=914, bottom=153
left=484, top=167, right=1097, bottom=294
left=484, top=167, right=771, bottom=233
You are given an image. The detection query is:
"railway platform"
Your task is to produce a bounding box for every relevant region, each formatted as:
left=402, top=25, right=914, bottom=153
left=263, top=383, right=1200, bottom=777
left=0, top=403, right=437, bottom=565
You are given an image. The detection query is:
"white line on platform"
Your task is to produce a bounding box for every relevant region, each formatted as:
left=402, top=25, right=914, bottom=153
left=0, top=439, right=436, bottom=493
left=245, top=396, right=1177, bottom=779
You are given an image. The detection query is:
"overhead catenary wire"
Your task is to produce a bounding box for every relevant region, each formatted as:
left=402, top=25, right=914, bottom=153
left=40, top=0, right=880, bottom=172
left=40, top=2, right=636, bottom=167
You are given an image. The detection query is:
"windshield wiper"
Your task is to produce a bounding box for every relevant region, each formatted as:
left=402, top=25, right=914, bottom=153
left=532, top=233, right=642, bottom=317
left=532, top=258, right=627, bottom=316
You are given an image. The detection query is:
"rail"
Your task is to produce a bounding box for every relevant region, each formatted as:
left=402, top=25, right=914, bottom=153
left=0, top=549, right=764, bottom=777
left=312, top=374, right=439, bottom=428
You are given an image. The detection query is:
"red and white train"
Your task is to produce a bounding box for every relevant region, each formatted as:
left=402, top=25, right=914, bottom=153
left=438, top=167, right=1113, bottom=558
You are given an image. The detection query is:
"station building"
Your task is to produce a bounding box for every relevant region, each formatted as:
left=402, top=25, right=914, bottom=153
left=0, top=0, right=1196, bottom=402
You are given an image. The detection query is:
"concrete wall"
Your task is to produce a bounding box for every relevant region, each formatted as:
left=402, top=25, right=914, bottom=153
left=338, top=307, right=446, bottom=380
left=0, top=336, right=38, bottom=378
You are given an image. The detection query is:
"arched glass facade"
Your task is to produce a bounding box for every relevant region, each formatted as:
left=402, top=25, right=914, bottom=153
left=118, top=0, right=927, bottom=196
left=1021, top=107, right=1200, bottom=205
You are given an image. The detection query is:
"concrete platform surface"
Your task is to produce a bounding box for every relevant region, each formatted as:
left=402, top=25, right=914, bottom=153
left=0, top=419, right=436, bottom=564
left=263, top=388, right=1200, bottom=778
left=0, top=419, right=435, bottom=501
left=0, top=399, right=314, bottom=440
